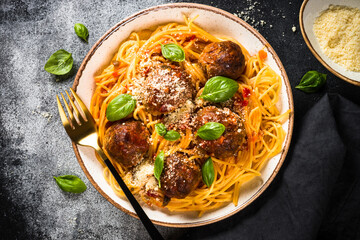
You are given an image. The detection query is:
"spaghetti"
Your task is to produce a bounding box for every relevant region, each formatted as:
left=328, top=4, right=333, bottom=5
left=90, top=16, right=290, bottom=215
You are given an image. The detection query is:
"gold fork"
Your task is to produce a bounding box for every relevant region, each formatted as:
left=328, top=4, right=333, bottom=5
left=56, top=88, right=164, bottom=240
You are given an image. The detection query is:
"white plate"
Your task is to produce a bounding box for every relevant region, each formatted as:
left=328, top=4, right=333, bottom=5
left=300, top=0, right=360, bottom=86
left=72, top=3, right=294, bottom=227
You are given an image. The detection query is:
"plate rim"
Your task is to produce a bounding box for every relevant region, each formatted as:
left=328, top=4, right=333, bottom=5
left=71, top=2, right=294, bottom=227
left=299, top=0, right=360, bottom=86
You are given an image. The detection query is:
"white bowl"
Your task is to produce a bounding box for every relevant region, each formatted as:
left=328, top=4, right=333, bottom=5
left=72, top=3, right=294, bottom=227
left=300, top=0, right=360, bottom=86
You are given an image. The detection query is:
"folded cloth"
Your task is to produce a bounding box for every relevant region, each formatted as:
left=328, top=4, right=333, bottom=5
left=178, top=94, right=360, bottom=240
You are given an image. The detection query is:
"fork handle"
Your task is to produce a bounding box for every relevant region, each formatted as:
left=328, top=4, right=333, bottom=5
left=103, top=158, right=164, bottom=240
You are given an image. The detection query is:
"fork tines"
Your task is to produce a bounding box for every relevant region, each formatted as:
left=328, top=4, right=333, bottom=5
left=56, top=88, right=88, bottom=129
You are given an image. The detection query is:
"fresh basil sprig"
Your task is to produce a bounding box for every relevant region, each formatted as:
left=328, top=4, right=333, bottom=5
left=164, top=130, right=181, bottom=141
left=155, top=123, right=180, bottom=141
left=199, top=76, right=239, bottom=103
left=295, top=70, right=327, bottom=93
left=54, top=175, right=87, bottom=193
left=74, top=23, right=89, bottom=42
left=202, top=157, right=215, bottom=187
left=197, top=122, right=225, bottom=140
left=154, top=151, right=165, bottom=187
left=106, top=94, right=136, bottom=121
left=155, top=123, right=167, bottom=136
left=44, top=49, right=73, bottom=75
left=161, top=43, right=185, bottom=62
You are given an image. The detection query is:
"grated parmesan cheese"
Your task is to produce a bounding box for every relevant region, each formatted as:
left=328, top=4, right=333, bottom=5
left=164, top=100, right=194, bottom=129
left=313, top=5, right=360, bottom=72
left=133, top=161, right=155, bottom=186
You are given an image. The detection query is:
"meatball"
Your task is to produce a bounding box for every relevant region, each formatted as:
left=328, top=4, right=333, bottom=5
left=103, top=121, right=150, bottom=168
left=199, top=41, right=245, bottom=79
left=195, top=106, right=246, bottom=158
left=142, top=64, right=194, bottom=115
left=160, top=153, right=201, bottom=199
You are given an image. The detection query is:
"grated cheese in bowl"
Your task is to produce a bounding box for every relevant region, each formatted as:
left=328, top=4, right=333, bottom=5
left=313, top=5, right=360, bottom=72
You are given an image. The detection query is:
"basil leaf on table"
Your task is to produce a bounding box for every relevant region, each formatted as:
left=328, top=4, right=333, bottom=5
left=106, top=94, right=136, bottom=121
left=164, top=130, right=181, bottom=141
left=161, top=43, right=185, bottom=62
left=44, top=49, right=73, bottom=75
left=199, top=76, right=239, bottom=103
left=74, top=23, right=89, bottom=42
left=295, top=70, right=327, bottom=93
left=154, top=151, right=165, bottom=187
left=202, top=157, right=215, bottom=187
left=54, top=175, right=87, bottom=193
left=155, top=123, right=167, bottom=136
left=197, top=122, right=225, bottom=140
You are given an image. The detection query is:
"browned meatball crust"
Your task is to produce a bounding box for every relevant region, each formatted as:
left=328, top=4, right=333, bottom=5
left=160, top=153, right=201, bottom=199
left=199, top=41, right=245, bottom=79
left=103, top=121, right=150, bottom=168
left=142, top=64, right=194, bottom=115
left=195, top=106, right=246, bottom=158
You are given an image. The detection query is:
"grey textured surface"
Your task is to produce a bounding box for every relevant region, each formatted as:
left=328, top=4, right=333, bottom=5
left=1, top=0, right=360, bottom=239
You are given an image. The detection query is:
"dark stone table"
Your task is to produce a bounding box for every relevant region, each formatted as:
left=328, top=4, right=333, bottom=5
left=1, top=0, right=359, bottom=239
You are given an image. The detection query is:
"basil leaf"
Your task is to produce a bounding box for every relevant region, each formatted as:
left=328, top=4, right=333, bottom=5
left=164, top=130, right=181, bottom=141
left=202, top=157, right=215, bottom=187
left=74, top=23, right=89, bottom=42
left=199, top=76, right=239, bottom=103
left=54, top=175, right=87, bottom=193
left=44, top=49, right=73, bottom=75
left=295, top=70, right=327, bottom=93
left=197, top=122, right=225, bottom=140
left=155, top=123, right=167, bottom=136
left=154, top=151, right=165, bottom=187
left=161, top=43, right=185, bottom=62
left=106, top=94, right=136, bottom=121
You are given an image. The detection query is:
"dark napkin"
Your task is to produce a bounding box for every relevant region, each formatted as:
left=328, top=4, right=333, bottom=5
left=175, top=94, right=360, bottom=240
